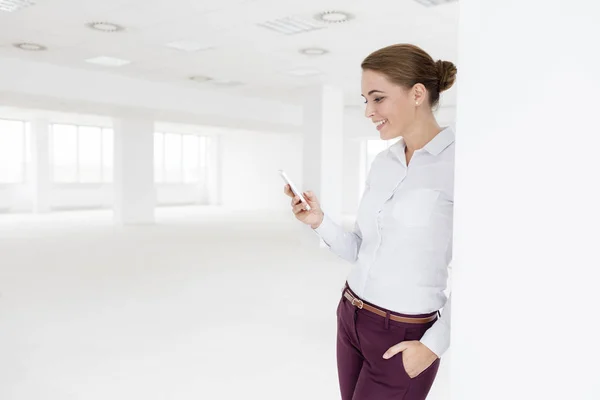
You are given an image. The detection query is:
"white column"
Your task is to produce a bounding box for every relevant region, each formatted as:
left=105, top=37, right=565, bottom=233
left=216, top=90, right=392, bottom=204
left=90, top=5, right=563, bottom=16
left=113, top=117, right=155, bottom=224
left=30, top=118, right=51, bottom=213
left=342, top=138, right=362, bottom=217
left=302, top=85, right=344, bottom=223
left=453, top=1, right=600, bottom=399
left=205, top=134, right=222, bottom=206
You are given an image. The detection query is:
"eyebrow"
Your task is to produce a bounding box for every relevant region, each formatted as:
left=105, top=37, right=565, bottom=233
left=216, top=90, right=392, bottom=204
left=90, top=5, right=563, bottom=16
left=361, top=90, right=385, bottom=97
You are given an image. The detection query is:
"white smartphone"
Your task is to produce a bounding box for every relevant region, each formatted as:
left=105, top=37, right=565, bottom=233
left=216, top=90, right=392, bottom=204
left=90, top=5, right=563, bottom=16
left=278, top=169, right=311, bottom=211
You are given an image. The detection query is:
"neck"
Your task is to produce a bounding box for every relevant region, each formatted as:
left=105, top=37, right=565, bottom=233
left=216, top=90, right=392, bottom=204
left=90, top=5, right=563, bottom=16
left=402, top=116, right=443, bottom=154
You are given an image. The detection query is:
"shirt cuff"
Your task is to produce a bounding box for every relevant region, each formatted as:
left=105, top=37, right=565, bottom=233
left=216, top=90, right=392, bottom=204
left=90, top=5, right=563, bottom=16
left=419, top=319, right=450, bottom=358
left=313, top=214, right=337, bottom=244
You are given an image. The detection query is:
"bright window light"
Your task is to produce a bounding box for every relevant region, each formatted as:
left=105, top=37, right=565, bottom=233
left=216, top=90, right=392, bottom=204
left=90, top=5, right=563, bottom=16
left=182, top=135, right=199, bottom=183
left=51, top=123, right=113, bottom=183
left=164, top=133, right=183, bottom=183
left=52, top=124, right=78, bottom=183
left=154, top=132, right=210, bottom=184
left=78, top=126, right=102, bottom=183
left=102, top=128, right=113, bottom=183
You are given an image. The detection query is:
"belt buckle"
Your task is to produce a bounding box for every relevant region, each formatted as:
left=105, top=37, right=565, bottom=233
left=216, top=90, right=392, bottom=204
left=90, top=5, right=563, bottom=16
left=351, top=298, right=364, bottom=309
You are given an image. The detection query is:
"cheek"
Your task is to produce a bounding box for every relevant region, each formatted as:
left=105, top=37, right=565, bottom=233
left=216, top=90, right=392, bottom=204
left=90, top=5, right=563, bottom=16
left=386, top=103, right=410, bottom=125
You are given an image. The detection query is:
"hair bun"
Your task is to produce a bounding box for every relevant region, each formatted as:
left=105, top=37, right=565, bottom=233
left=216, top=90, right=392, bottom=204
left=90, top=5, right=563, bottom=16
left=436, top=60, right=457, bottom=93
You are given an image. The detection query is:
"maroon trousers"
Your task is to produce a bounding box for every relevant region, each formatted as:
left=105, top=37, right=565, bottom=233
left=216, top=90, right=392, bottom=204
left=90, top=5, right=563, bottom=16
left=336, top=285, right=441, bottom=400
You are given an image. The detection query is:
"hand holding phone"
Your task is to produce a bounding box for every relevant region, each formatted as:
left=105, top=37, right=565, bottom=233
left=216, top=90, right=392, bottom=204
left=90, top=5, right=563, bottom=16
left=279, top=170, right=311, bottom=210
left=279, top=169, right=324, bottom=229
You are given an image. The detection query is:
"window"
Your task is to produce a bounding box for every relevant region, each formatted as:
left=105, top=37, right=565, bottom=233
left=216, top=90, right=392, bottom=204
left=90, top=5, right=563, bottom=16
left=0, top=119, right=28, bottom=184
left=50, top=124, right=113, bottom=183
left=78, top=126, right=102, bottom=183
left=164, top=133, right=182, bottom=182
left=154, top=132, right=209, bottom=184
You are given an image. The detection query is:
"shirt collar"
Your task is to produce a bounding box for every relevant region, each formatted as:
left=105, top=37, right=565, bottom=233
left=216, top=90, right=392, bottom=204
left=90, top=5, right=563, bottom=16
left=389, top=126, right=455, bottom=160
left=422, top=126, right=455, bottom=156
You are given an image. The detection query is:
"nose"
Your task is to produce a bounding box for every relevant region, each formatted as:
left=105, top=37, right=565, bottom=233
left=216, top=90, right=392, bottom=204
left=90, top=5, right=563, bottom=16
left=364, top=103, right=374, bottom=119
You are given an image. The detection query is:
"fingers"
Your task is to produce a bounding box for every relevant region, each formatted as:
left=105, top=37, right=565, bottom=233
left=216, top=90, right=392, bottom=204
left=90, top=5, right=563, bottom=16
left=283, top=184, right=294, bottom=198
left=304, top=191, right=315, bottom=202
left=291, top=195, right=308, bottom=214
left=302, top=191, right=318, bottom=209
left=292, top=200, right=308, bottom=214
left=383, top=342, right=408, bottom=359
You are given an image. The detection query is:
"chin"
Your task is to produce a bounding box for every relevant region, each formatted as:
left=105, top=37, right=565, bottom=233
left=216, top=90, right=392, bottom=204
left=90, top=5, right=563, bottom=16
left=381, top=126, right=404, bottom=141
left=379, top=130, right=397, bottom=141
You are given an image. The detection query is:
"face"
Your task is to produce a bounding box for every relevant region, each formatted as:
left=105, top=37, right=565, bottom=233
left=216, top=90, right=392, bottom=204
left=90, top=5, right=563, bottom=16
left=361, top=69, right=418, bottom=140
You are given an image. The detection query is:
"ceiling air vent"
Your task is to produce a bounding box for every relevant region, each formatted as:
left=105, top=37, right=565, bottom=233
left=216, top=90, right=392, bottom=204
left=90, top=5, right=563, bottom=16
left=413, top=0, right=458, bottom=6
left=257, top=16, right=325, bottom=35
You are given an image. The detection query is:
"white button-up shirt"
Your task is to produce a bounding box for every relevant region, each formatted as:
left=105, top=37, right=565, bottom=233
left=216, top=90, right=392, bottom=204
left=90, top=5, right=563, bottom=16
left=315, top=127, right=454, bottom=357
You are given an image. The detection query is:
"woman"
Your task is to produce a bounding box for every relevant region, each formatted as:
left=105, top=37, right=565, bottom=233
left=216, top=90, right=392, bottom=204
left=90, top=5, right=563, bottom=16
left=284, top=44, right=457, bottom=400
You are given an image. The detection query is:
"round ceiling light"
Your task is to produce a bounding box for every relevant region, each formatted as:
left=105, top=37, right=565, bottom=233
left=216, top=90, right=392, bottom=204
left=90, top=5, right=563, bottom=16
left=13, top=42, right=47, bottom=51
left=299, top=47, right=329, bottom=56
left=315, top=11, right=354, bottom=23
left=86, top=22, right=125, bottom=32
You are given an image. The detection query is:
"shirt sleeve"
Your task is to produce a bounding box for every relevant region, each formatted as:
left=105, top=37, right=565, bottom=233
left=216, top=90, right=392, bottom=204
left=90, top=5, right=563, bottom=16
left=419, top=294, right=451, bottom=358
left=313, top=213, right=362, bottom=263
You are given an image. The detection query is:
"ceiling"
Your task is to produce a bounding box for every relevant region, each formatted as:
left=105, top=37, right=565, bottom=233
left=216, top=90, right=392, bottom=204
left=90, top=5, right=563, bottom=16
left=0, top=0, right=459, bottom=108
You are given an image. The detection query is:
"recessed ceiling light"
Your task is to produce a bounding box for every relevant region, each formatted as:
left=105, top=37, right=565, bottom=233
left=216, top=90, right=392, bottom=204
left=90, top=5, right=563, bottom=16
left=258, top=16, right=324, bottom=35
left=166, top=40, right=214, bottom=52
left=0, top=0, right=35, bottom=13
left=413, top=0, right=458, bottom=6
left=287, top=68, right=321, bottom=77
left=299, top=47, right=329, bottom=56
left=315, top=11, right=354, bottom=23
left=13, top=42, right=46, bottom=51
left=85, top=56, right=131, bottom=67
left=189, top=75, right=213, bottom=83
left=86, top=22, right=125, bottom=32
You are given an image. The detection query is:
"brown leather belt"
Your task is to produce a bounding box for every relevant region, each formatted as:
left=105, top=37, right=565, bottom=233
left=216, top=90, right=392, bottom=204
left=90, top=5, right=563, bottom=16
left=343, top=290, right=437, bottom=324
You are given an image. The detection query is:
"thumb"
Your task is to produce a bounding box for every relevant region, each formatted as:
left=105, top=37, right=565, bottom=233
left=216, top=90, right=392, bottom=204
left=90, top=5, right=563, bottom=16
left=383, top=342, right=408, bottom=359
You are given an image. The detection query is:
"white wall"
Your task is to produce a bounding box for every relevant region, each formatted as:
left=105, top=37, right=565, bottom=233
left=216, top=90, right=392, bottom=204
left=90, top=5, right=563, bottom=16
left=49, top=185, right=113, bottom=211
left=220, top=130, right=303, bottom=211
left=453, top=1, right=600, bottom=399
left=156, top=185, right=203, bottom=206
left=0, top=184, right=30, bottom=212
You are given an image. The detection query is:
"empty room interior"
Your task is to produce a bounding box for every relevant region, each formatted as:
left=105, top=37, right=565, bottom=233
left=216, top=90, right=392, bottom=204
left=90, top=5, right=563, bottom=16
left=2, top=0, right=599, bottom=399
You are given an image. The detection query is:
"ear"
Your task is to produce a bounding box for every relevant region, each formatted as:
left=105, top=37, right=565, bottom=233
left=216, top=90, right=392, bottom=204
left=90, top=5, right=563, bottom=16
left=412, top=83, right=427, bottom=106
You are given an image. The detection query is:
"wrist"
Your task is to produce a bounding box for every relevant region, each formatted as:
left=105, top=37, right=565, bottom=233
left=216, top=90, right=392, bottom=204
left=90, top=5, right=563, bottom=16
left=311, top=212, right=324, bottom=230
left=420, top=341, right=440, bottom=359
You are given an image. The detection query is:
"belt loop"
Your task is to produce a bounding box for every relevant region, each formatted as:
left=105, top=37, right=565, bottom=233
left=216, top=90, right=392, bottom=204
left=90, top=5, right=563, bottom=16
left=384, top=310, right=390, bottom=330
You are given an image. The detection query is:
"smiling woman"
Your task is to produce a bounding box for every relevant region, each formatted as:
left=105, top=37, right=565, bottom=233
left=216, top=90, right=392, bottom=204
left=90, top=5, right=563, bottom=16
left=361, top=44, right=456, bottom=142
left=285, top=43, right=458, bottom=400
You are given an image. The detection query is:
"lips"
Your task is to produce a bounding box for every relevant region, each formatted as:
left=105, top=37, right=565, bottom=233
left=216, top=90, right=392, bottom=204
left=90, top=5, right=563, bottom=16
left=375, top=119, right=387, bottom=130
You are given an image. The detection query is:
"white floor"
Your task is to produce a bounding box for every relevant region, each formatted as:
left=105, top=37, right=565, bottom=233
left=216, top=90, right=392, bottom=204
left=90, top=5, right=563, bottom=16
left=0, top=207, right=449, bottom=399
